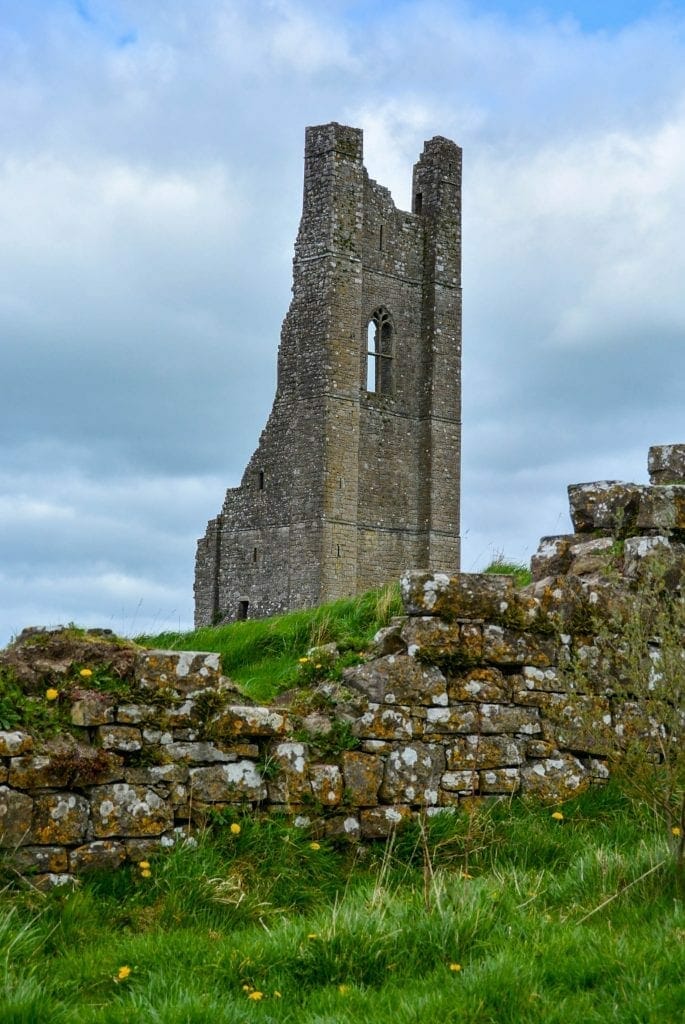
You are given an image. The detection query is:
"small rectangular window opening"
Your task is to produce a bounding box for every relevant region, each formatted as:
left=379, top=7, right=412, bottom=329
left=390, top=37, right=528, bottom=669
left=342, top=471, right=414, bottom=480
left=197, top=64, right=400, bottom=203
left=238, top=600, right=249, bottom=620
left=337, top=544, right=340, bottom=558
left=258, top=470, right=265, bottom=490
left=379, top=224, right=383, bottom=251
left=414, top=191, right=423, bottom=214
left=253, top=548, right=258, bottom=563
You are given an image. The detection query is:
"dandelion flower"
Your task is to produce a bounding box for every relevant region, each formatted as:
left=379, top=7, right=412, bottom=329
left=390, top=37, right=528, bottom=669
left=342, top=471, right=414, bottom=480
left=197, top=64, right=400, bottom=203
left=672, top=826, right=682, bottom=837
left=307, top=933, right=318, bottom=940
left=230, top=823, right=241, bottom=835
left=247, top=991, right=264, bottom=1001
left=242, top=985, right=253, bottom=992
left=449, top=963, right=462, bottom=972
left=79, top=668, right=93, bottom=678
left=138, top=861, right=150, bottom=870
left=116, top=966, right=131, bottom=981
left=298, top=657, right=309, bottom=664
left=140, top=869, right=152, bottom=878
left=45, top=688, right=59, bottom=701
left=309, top=842, right=321, bottom=851
left=551, top=811, right=564, bottom=821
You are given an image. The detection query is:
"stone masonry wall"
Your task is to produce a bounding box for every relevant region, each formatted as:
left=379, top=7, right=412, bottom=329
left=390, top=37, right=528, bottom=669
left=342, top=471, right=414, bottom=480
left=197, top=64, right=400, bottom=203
left=3, top=444, right=683, bottom=886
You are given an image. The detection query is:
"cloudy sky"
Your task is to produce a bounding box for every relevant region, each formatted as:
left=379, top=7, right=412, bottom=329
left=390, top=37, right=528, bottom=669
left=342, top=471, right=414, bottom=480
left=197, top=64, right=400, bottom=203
left=2, top=0, right=684, bottom=645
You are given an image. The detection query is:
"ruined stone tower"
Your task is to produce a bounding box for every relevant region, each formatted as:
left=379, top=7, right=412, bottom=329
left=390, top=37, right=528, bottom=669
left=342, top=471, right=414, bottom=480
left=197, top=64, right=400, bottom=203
left=194, top=123, right=462, bottom=625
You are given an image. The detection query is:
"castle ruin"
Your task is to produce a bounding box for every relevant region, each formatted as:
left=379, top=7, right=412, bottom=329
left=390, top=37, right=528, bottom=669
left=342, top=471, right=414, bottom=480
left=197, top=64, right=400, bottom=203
left=194, top=123, right=462, bottom=625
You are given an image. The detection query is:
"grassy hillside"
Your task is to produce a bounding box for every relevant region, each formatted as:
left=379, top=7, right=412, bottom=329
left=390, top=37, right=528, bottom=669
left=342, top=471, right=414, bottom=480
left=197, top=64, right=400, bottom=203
left=1, top=785, right=682, bottom=1023
left=137, top=583, right=403, bottom=702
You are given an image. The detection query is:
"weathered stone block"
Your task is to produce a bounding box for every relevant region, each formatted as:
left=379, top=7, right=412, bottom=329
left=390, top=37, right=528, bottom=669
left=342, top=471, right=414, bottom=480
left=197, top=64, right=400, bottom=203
left=309, top=764, right=343, bottom=807
left=479, top=768, right=520, bottom=794
left=342, top=751, right=383, bottom=806
left=69, top=841, right=127, bottom=873
left=521, top=666, right=562, bottom=692
left=266, top=742, right=310, bottom=803
left=98, top=726, right=142, bottom=753
left=163, top=742, right=236, bottom=764
left=135, top=650, right=222, bottom=695
left=482, top=625, right=555, bottom=668
left=10, top=845, right=68, bottom=874
left=520, top=755, right=589, bottom=800
left=0, top=731, right=33, bottom=756
left=448, top=666, right=510, bottom=703
left=124, top=763, right=189, bottom=786
left=211, top=706, right=289, bottom=738
left=648, top=444, right=685, bottom=484
left=401, top=570, right=515, bottom=621
left=70, top=693, right=115, bottom=727
left=30, top=793, right=90, bottom=845
left=530, top=536, right=574, bottom=582
left=352, top=704, right=413, bottom=741
left=401, top=617, right=483, bottom=664
left=9, top=744, right=124, bottom=789
left=441, top=770, right=478, bottom=793
left=324, top=814, right=361, bottom=840
left=426, top=703, right=540, bottom=737
left=446, top=735, right=523, bottom=770
left=369, top=620, right=407, bottom=657
left=116, top=703, right=148, bottom=724
left=188, top=762, right=266, bottom=804
left=360, top=805, right=412, bottom=838
left=567, top=537, right=615, bottom=577
left=540, top=694, right=612, bottom=755
left=637, top=486, right=685, bottom=534
left=568, top=481, right=645, bottom=536
left=345, top=655, right=448, bottom=706
left=379, top=742, right=445, bottom=804
left=0, top=787, right=33, bottom=847
left=91, top=783, right=172, bottom=837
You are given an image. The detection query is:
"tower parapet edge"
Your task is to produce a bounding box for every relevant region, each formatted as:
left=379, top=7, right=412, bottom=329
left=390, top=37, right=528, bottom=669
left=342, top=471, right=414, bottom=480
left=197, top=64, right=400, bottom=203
left=194, top=124, right=462, bottom=626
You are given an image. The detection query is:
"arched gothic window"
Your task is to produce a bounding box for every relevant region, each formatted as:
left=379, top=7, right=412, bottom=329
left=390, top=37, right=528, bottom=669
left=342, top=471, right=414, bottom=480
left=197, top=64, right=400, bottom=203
left=366, top=307, right=393, bottom=394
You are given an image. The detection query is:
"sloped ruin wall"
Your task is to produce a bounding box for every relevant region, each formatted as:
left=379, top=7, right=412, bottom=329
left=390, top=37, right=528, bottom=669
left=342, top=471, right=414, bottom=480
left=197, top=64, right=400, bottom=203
left=2, top=444, right=683, bottom=886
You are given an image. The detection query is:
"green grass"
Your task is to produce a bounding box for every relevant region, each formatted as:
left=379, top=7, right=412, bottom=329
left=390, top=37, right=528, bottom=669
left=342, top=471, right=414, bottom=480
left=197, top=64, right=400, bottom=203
left=482, top=555, right=532, bottom=588
left=137, top=583, right=402, bottom=702
left=1, top=786, right=683, bottom=1023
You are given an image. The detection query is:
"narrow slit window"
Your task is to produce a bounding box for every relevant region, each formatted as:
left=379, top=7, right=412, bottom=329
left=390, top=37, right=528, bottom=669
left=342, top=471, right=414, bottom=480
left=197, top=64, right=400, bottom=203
left=258, top=470, right=265, bottom=490
left=366, top=307, right=393, bottom=395
left=414, top=191, right=423, bottom=214
left=379, top=224, right=383, bottom=250
left=253, top=548, right=258, bottom=563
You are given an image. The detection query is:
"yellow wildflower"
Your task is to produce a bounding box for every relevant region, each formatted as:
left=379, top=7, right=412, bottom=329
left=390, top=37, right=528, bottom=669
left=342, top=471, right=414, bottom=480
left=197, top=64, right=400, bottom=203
left=45, top=688, right=59, bottom=701
left=140, top=869, right=152, bottom=879
left=307, top=933, right=318, bottom=940
left=138, top=861, right=150, bottom=870
left=551, top=811, right=564, bottom=821
left=273, top=991, right=282, bottom=998
left=672, top=826, right=682, bottom=837
left=79, top=668, right=93, bottom=678
left=298, top=657, right=309, bottom=664
left=247, top=991, right=264, bottom=1001
left=315, top=663, right=322, bottom=669
left=449, top=963, right=462, bottom=972
left=242, top=985, right=253, bottom=992
left=338, top=984, right=349, bottom=995
left=230, top=823, right=241, bottom=835
left=309, top=842, right=321, bottom=851
left=116, top=966, right=131, bottom=981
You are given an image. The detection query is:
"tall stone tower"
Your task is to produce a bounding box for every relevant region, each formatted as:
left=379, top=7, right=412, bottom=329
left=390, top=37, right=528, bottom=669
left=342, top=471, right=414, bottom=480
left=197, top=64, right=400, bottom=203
left=194, top=123, right=462, bottom=625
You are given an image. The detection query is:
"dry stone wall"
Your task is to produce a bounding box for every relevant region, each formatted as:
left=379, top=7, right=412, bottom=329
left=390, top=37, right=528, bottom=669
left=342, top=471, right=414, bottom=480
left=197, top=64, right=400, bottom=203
left=3, top=444, right=683, bottom=886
